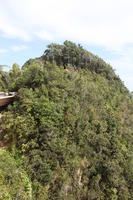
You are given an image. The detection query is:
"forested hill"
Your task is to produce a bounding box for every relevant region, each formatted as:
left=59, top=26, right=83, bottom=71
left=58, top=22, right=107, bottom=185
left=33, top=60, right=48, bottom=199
left=0, top=41, right=133, bottom=199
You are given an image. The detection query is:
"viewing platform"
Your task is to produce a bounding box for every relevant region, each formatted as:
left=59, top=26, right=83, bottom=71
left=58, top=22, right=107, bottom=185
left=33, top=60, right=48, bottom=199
left=0, top=92, right=16, bottom=107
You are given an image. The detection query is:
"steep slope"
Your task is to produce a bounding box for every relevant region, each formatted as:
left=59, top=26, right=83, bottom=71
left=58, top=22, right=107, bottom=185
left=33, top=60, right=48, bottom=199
left=0, top=41, right=133, bottom=200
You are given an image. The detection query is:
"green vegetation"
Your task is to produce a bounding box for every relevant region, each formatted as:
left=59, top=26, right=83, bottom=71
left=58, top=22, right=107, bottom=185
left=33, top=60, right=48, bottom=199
left=0, top=41, right=133, bottom=199
left=0, top=149, right=32, bottom=199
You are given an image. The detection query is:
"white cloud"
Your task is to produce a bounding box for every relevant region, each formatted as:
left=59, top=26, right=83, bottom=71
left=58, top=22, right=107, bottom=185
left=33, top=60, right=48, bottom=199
left=11, top=45, right=28, bottom=52
left=35, top=30, right=54, bottom=41
left=0, top=48, right=8, bottom=54
left=0, top=0, right=133, bottom=49
left=0, top=2, right=31, bottom=41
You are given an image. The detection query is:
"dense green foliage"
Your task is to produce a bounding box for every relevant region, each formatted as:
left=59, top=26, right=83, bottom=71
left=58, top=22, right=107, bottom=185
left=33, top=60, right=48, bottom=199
left=0, top=41, right=133, bottom=199
left=42, top=41, right=117, bottom=81
left=0, top=149, right=32, bottom=199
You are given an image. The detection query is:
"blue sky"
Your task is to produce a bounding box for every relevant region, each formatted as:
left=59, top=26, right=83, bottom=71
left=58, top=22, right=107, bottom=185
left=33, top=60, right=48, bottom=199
left=0, top=0, right=133, bottom=91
